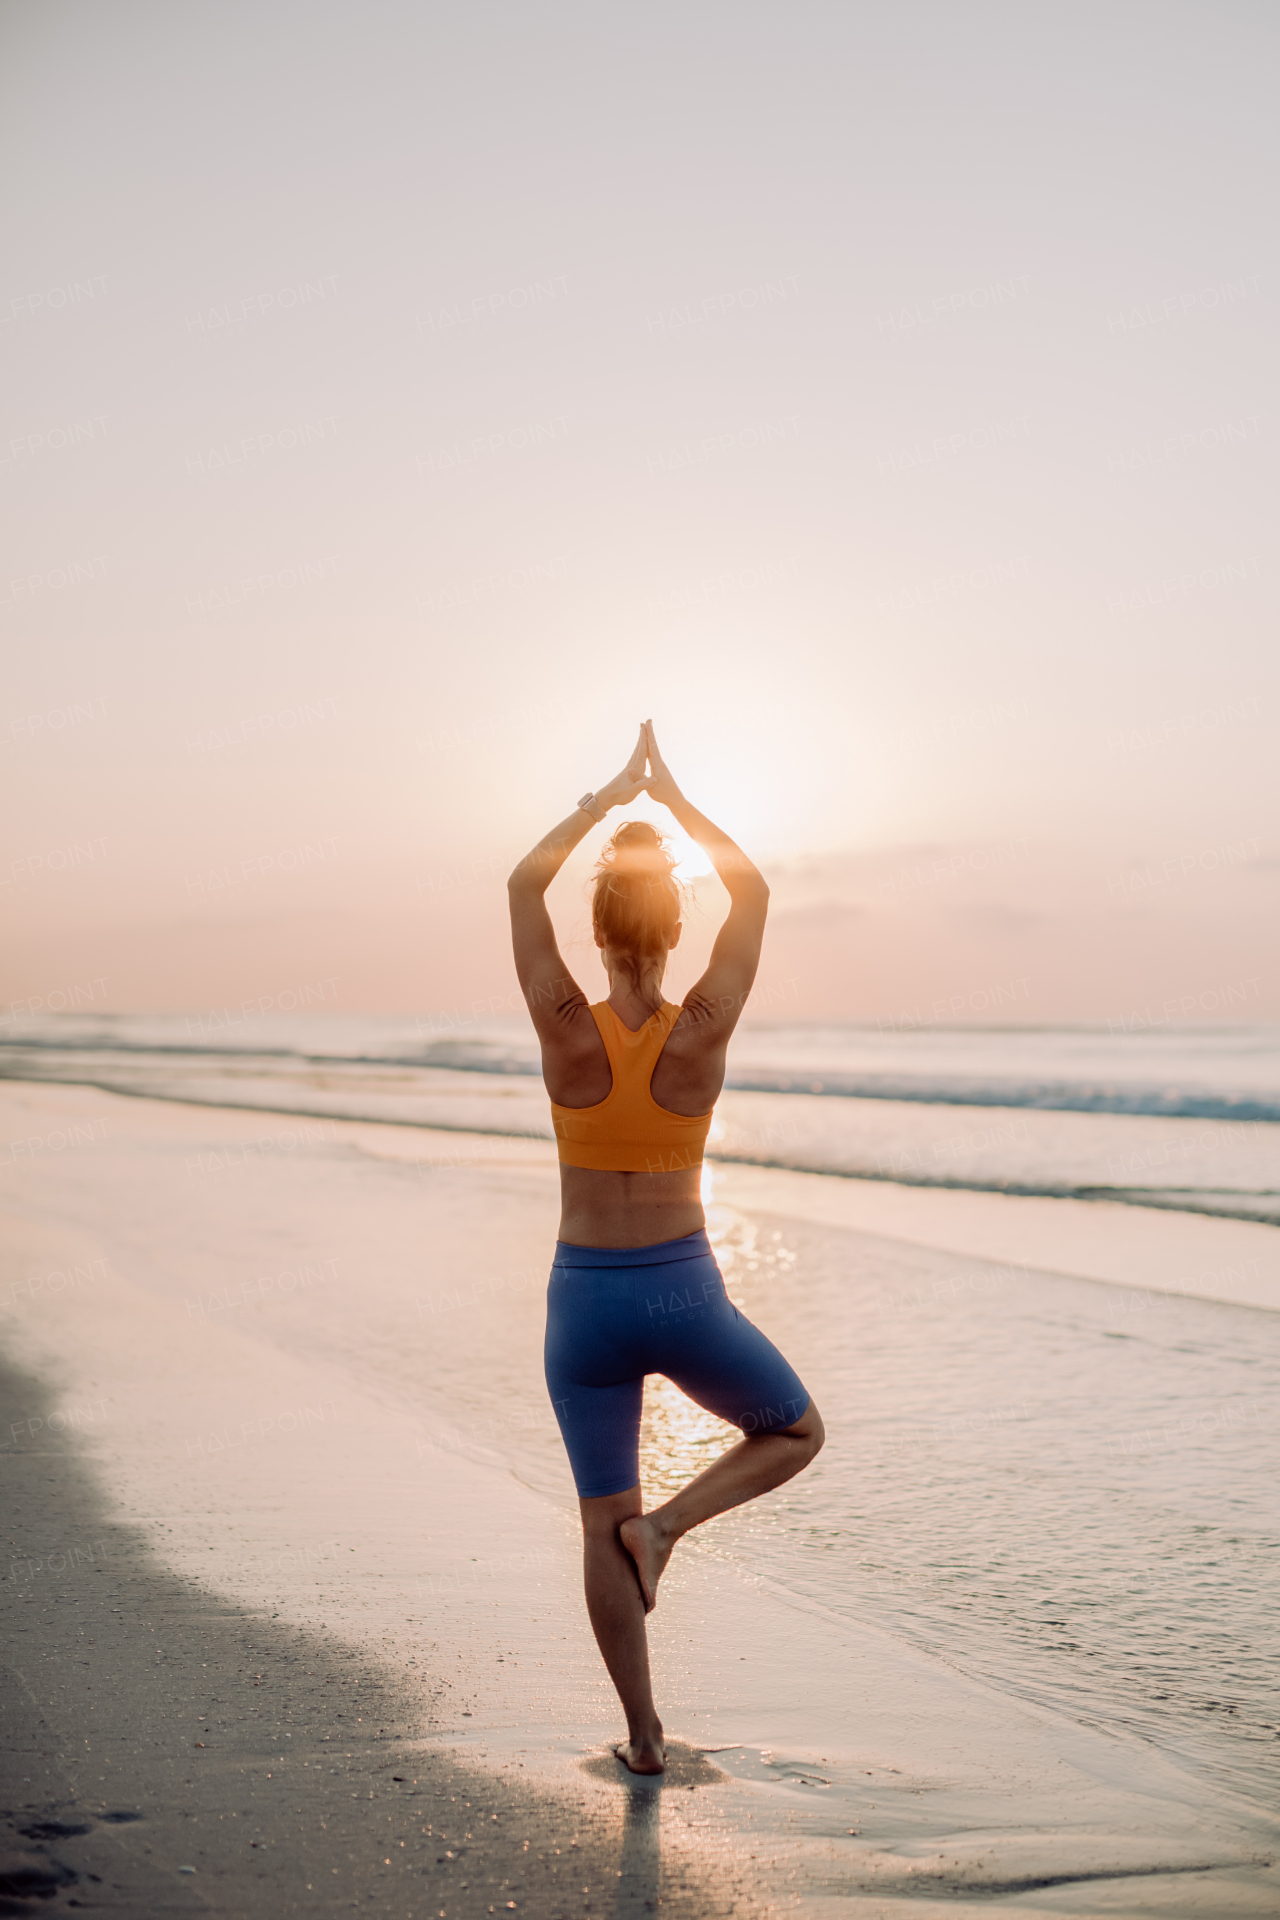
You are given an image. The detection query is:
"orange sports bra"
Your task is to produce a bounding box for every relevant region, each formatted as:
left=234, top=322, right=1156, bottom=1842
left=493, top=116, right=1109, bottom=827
left=550, top=1000, right=714, bottom=1174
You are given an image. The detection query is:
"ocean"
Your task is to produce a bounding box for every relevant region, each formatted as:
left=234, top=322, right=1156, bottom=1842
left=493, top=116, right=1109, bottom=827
left=4, top=1010, right=1278, bottom=1222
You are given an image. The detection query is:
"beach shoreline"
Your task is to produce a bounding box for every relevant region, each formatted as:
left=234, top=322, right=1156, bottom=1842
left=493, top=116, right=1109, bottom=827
left=3, top=1081, right=1279, bottom=1916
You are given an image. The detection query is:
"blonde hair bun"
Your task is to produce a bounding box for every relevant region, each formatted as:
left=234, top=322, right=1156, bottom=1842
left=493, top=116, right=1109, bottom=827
left=592, top=821, right=681, bottom=984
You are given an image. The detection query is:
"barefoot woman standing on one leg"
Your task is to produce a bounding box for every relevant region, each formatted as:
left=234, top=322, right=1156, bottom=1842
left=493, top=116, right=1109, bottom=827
left=508, top=721, right=824, bottom=1775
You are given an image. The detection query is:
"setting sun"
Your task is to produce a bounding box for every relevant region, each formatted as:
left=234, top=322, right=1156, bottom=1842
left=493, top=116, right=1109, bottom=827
left=668, top=829, right=715, bottom=880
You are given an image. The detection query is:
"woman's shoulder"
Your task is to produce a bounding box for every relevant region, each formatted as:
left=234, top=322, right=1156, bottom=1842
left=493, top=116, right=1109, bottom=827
left=542, top=994, right=607, bottom=1061
left=663, top=992, right=727, bottom=1053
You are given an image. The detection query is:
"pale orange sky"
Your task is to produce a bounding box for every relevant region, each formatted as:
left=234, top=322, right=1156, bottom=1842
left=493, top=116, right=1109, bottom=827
left=2, top=1, right=1274, bottom=1026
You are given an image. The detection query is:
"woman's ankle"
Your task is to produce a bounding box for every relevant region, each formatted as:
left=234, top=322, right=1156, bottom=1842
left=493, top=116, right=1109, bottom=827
left=644, top=1504, right=681, bottom=1548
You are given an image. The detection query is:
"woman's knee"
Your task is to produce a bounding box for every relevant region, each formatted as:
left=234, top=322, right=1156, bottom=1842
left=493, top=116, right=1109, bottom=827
left=790, top=1399, right=825, bottom=1462
left=579, top=1485, right=643, bottom=1536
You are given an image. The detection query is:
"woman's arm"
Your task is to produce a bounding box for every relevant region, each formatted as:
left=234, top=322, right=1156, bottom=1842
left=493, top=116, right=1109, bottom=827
left=642, top=720, right=769, bottom=1036
left=507, top=726, right=649, bottom=1036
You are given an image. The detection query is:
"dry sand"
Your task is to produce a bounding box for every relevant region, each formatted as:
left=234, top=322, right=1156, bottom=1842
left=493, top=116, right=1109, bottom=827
left=2, top=1081, right=1278, bottom=1917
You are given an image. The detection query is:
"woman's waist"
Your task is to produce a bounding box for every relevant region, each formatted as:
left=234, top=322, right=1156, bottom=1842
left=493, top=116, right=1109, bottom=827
left=557, top=1160, right=704, bottom=1198
left=551, top=1226, right=713, bottom=1270
left=555, top=1163, right=706, bottom=1257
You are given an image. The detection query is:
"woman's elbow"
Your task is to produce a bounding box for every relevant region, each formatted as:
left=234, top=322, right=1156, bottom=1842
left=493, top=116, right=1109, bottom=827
left=725, top=854, right=768, bottom=898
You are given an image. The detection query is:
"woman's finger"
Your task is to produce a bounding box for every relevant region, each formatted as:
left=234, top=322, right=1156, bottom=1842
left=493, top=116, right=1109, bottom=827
left=626, top=725, right=647, bottom=776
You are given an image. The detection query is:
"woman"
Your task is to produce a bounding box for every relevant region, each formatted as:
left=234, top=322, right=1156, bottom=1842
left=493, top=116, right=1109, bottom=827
left=507, top=720, right=823, bottom=1775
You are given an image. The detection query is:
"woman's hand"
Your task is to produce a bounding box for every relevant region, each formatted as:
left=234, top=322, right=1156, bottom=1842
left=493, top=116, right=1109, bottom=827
left=640, top=719, right=683, bottom=809
left=591, top=724, right=650, bottom=813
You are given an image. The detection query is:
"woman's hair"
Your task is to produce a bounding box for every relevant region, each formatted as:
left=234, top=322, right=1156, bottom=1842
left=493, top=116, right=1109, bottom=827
left=591, top=821, right=681, bottom=987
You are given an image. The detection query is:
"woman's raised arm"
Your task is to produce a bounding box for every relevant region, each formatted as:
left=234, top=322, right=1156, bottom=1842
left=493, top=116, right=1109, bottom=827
left=506, top=725, right=649, bottom=1033
left=641, top=719, right=769, bottom=1035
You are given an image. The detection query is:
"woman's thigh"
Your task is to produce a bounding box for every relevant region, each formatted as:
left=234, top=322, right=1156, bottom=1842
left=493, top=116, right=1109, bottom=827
left=545, top=1268, right=646, bottom=1499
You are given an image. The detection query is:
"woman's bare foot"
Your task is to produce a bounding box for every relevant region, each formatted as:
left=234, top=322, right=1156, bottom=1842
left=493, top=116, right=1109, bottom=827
left=619, top=1513, right=675, bottom=1613
left=613, top=1731, right=666, bottom=1775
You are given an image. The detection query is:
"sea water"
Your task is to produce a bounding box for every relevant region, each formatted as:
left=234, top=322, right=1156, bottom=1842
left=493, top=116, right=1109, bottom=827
left=4, top=1011, right=1278, bottom=1220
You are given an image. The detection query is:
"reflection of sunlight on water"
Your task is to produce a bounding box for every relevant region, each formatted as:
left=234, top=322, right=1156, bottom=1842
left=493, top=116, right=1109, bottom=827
left=705, top=1205, right=800, bottom=1301
left=639, top=1374, right=732, bottom=1501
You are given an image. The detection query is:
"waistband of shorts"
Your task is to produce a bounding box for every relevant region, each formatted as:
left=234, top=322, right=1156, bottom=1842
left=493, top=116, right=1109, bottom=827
left=551, top=1229, right=711, bottom=1270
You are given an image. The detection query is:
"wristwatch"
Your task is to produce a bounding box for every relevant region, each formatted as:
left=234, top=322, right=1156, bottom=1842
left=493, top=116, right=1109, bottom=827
left=577, top=791, right=607, bottom=824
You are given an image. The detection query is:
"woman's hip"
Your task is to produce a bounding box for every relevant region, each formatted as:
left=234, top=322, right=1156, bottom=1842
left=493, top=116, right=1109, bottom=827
left=545, top=1230, right=724, bottom=1379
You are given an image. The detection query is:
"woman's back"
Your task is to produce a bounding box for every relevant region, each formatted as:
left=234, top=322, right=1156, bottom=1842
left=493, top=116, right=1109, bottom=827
left=547, top=992, right=724, bottom=1248
left=550, top=999, right=714, bottom=1174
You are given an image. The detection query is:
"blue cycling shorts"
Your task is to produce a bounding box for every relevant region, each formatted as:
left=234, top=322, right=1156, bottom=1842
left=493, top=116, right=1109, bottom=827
left=544, top=1228, right=810, bottom=1499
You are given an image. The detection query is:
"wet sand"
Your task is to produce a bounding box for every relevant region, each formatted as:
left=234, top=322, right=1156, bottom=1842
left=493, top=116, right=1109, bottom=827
left=2, top=1081, right=1279, bottom=1916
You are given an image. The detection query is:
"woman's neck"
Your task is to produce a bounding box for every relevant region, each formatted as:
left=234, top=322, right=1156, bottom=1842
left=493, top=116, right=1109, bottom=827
left=605, top=971, right=666, bottom=1028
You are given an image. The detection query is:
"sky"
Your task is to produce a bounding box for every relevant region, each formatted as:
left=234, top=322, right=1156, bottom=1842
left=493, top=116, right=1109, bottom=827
left=2, top=0, right=1275, bottom=1030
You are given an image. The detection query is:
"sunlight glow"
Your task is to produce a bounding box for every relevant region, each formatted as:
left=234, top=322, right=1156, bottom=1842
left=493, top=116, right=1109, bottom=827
left=656, top=817, right=717, bottom=883
left=606, top=794, right=718, bottom=879
left=666, top=827, right=715, bottom=879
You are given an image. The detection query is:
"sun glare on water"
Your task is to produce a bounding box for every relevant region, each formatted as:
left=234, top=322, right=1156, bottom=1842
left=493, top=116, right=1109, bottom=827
left=639, top=1375, right=732, bottom=1498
